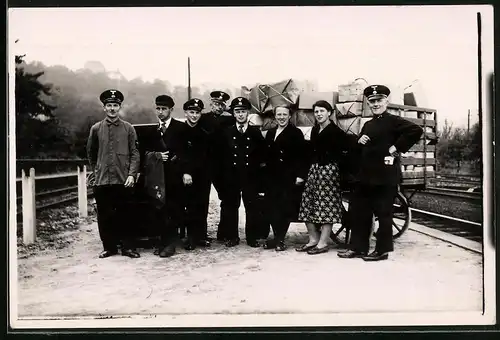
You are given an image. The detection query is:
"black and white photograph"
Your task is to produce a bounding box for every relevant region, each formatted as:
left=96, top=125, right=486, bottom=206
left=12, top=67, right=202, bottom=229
left=7, top=5, right=495, bottom=329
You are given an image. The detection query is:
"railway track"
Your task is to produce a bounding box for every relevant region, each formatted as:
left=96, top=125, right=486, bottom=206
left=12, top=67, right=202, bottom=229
left=16, top=187, right=95, bottom=217
left=423, top=187, right=482, bottom=202
left=16, top=172, right=95, bottom=217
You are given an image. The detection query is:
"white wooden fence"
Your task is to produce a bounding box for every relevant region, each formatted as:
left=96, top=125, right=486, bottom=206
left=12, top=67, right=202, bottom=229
left=19, top=165, right=88, bottom=245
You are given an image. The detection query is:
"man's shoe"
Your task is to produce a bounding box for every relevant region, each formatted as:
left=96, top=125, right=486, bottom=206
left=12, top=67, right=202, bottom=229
left=99, top=249, right=118, bottom=258
left=153, top=247, right=160, bottom=256
left=184, top=241, right=196, bottom=251
left=247, top=240, right=260, bottom=248
left=337, top=250, right=366, bottom=258
left=263, top=239, right=276, bottom=249
left=362, top=251, right=389, bottom=261
left=225, top=238, right=239, bottom=247
left=122, top=249, right=140, bottom=258
left=159, top=245, right=176, bottom=258
left=197, top=239, right=211, bottom=247
left=275, top=241, right=287, bottom=252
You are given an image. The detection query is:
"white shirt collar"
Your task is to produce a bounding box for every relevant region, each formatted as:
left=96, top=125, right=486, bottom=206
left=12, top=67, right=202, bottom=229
left=237, top=122, right=249, bottom=133
left=159, top=117, right=172, bottom=129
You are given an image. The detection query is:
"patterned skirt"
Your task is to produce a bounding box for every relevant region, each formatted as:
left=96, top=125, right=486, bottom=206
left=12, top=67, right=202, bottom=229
left=298, top=163, right=342, bottom=224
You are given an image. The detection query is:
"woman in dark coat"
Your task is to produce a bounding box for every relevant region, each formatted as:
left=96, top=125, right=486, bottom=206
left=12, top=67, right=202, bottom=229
left=263, top=105, right=308, bottom=251
left=296, top=100, right=354, bottom=255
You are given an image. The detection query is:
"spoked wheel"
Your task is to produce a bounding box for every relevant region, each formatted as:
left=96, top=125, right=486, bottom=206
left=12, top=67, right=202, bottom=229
left=330, top=194, right=351, bottom=245
left=373, top=190, right=411, bottom=239
left=330, top=190, right=411, bottom=244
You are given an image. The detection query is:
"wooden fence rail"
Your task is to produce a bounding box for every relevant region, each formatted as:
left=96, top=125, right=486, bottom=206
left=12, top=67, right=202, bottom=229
left=18, top=165, right=89, bottom=245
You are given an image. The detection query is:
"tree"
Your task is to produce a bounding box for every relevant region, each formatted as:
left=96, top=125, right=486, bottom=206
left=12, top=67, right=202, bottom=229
left=436, top=121, right=482, bottom=174
left=15, top=55, right=69, bottom=158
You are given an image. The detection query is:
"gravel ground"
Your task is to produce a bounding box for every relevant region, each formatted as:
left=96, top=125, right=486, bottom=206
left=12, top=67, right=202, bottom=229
left=17, top=202, right=97, bottom=259
left=15, top=189, right=483, bottom=319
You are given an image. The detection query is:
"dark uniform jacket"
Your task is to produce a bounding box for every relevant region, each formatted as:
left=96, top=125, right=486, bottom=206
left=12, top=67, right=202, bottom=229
left=199, top=111, right=236, bottom=185
left=219, top=124, right=267, bottom=193
left=199, top=111, right=235, bottom=134
left=355, top=111, right=423, bottom=186
left=183, top=122, right=211, bottom=177
left=141, top=118, right=189, bottom=205
left=264, top=124, right=308, bottom=219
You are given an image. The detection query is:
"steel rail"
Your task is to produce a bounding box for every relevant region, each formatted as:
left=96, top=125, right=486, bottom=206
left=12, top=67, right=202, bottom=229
left=423, top=187, right=482, bottom=201
left=410, top=207, right=482, bottom=227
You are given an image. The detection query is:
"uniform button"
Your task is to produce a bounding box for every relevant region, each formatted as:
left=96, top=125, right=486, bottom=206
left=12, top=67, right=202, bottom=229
left=247, top=137, right=250, bottom=141
left=234, top=145, right=237, bottom=148
left=280, top=159, right=283, bottom=162
left=233, top=162, right=237, bottom=165
left=280, top=150, right=283, bottom=153
left=246, top=146, right=249, bottom=148
left=233, top=137, right=236, bottom=139
left=246, top=163, right=249, bottom=166
left=234, top=154, right=237, bottom=157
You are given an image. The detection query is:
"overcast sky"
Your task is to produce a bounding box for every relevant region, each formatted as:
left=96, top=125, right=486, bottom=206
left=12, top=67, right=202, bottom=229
left=9, top=5, right=494, bottom=128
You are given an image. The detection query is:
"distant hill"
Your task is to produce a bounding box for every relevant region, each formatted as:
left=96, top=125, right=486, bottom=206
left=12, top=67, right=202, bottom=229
left=83, top=60, right=106, bottom=73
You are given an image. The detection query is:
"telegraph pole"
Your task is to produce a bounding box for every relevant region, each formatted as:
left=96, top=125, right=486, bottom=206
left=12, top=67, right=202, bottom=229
left=467, top=109, right=471, bottom=133
left=187, top=57, right=191, bottom=100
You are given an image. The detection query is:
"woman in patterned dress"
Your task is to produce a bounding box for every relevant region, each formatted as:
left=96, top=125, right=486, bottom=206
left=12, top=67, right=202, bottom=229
left=296, top=100, right=354, bottom=255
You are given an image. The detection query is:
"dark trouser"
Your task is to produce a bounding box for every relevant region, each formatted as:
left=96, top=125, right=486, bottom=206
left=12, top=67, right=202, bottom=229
left=94, top=185, right=136, bottom=251
left=213, top=173, right=230, bottom=241
left=221, top=179, right=267, bottom=243
left=266, top=187, right=293, bottom=242
left=349, top=184, right=398, bottom=254
left=154, top=201, right=182, bottom=248
left=269, top=212, right=290, bottom=242
left=184, top=173, right=211, bottom=243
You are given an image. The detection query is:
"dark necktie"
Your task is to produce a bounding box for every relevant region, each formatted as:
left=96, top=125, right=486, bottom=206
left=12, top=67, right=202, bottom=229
left=238, top=125, right=244, bottom=134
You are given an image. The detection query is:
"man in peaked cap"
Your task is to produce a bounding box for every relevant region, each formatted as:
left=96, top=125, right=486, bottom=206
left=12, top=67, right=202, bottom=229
left=198, top=90, right=236, bottom=242
left=216, top=96, right=268, bottom=248
left=87, top=89, right=141, bottom=259
left=180, top=98, right=214, bottom=250
left=338, top=84, right=423, bottom=261
left=141, top=94, right=190, bottom=258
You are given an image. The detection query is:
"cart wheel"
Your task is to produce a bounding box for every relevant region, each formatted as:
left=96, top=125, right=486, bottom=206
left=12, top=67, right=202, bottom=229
left=373, top=191, right=411, bottom=239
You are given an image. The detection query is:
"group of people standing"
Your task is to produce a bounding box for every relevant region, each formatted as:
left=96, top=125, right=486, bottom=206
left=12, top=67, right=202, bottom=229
left=87, top=84, right=423, bottom=262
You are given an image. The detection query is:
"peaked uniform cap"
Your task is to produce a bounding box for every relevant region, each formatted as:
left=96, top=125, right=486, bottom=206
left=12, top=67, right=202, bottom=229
left=363, top=85, right=391, bottom=99
left=100, top=89, right=124, bottom=104
left=230, top=96, right=251, bottom=110
left=210, top=91, right=230, bottom=103
left=183, top=98, right=204, bottom=111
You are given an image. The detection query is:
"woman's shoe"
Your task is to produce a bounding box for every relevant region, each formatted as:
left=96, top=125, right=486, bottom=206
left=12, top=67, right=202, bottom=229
left=295, top=243, right=318, bottom=252
left=307, top=246, right=329, bottom=255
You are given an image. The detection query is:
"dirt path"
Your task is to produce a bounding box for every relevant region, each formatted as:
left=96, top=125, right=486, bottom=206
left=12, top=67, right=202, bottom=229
left=16, top=190, right=483, bottom=318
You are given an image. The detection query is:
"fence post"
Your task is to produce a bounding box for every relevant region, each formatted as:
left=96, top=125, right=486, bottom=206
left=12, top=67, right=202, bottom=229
left=22, top=168, right=36, bottom=244
left=77, top=165, right=88, bottom=217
